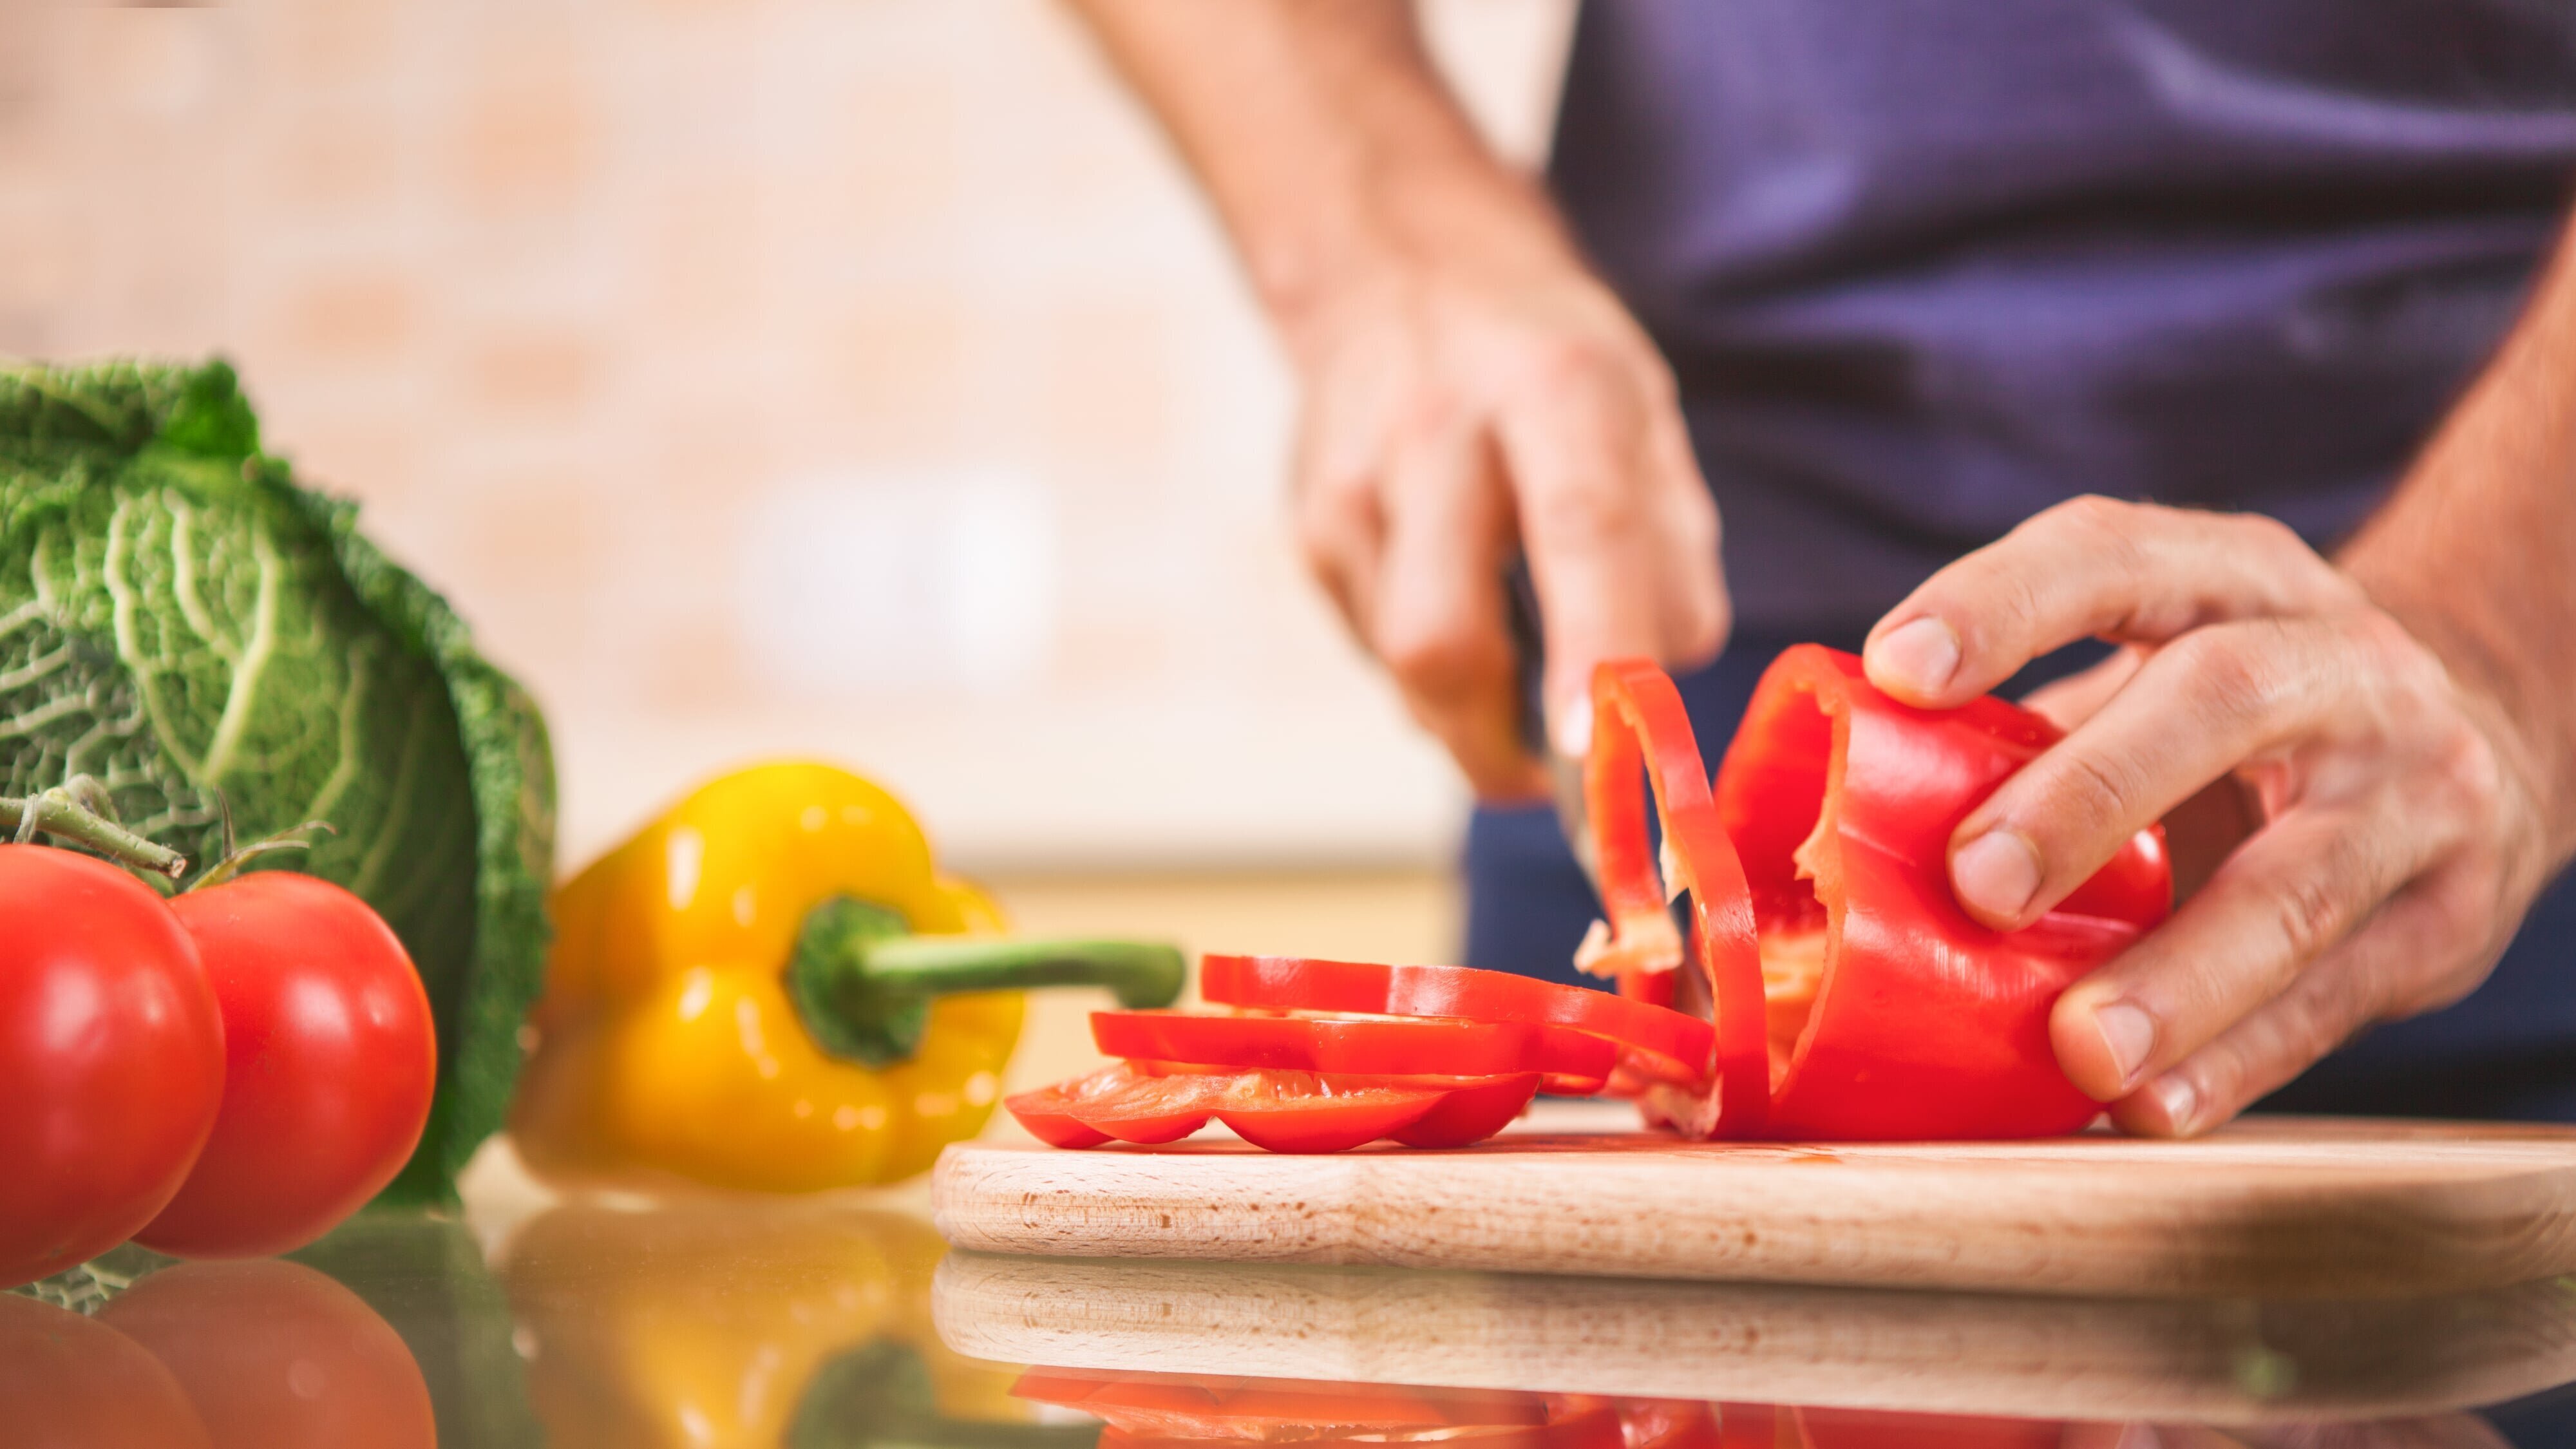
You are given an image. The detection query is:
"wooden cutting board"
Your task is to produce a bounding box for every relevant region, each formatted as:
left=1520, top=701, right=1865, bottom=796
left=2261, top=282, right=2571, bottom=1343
left=932, top=1108, right=2576, bottom=1298
left=930, top=1253, right=2576, bottom=1425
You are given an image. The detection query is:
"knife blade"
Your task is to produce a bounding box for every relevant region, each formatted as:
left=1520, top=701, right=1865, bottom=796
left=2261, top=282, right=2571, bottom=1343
left=1504, top=560, right=1599, bottom=892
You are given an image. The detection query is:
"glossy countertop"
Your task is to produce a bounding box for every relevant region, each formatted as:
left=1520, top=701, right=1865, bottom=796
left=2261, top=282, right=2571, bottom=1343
left=14, top=1151, right=2576, bottom=1449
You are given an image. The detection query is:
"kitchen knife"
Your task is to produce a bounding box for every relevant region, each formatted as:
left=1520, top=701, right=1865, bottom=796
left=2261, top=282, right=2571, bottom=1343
left=1504, top=560, right=1598, bottom=891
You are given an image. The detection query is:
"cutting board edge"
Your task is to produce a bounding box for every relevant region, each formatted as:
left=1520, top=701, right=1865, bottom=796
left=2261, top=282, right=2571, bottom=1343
left=927, top=1250, right=2576, bottom=1425
left=931, top=1134, right=2576, bottom=1300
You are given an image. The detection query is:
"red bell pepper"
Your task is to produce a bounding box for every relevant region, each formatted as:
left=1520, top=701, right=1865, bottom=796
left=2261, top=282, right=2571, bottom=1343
left=1588, top=647, right=2171, bottom=1141
left=1090, top=1010, right=1613, bottom=1092
left=1198, top=954, right=1713, bottom=1086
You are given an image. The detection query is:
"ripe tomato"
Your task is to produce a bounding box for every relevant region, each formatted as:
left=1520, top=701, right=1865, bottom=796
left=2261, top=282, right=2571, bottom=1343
left=0, top=1292, right=213, bottom=1449
left=0, top=846, right=225, bottom=1289
left=100, top=1259, right=436, bottom=1449
left=137, top=873, right=437, bottom=1258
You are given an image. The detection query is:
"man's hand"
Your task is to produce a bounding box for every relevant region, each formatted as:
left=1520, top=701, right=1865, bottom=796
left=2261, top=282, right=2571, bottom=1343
left=1861, top=497, right=2556, bottom=1136
left=1068, top=0, right=1725, bottom=796
left=1287, top=245, right=1724, bottom=795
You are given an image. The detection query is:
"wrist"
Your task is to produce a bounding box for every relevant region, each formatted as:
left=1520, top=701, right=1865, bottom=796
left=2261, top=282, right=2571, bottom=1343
left=2347, top=561, right=2568, bottom=874
left=1252, top=144, right=1584, bottom=368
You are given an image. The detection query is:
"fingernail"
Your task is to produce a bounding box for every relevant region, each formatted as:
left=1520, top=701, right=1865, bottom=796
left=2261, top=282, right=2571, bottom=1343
left=1871, top=616, right=1960, bottom=698
left=1554, top=695, right=1593, bottom=757
left=2114, top=1427, right=2163, bottom=1449
left=2150, top=1074, right=2199, bottom=1135
left=1951, top=829, right=2041, bottom=921
left=2092, top=1001, right=2156, bottom=1086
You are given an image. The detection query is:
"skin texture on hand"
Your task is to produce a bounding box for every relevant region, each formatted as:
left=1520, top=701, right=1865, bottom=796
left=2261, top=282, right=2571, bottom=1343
left=1858, top=216, right=2576, bottom=1137
left=1287, top=240, right=1726, bottom=793
left=1068, top=0, right=1726, bottom=795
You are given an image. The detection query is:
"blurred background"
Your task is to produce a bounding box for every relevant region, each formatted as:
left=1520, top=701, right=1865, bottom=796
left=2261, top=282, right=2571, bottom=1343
left=0, top=0, right=1578, bottom=1041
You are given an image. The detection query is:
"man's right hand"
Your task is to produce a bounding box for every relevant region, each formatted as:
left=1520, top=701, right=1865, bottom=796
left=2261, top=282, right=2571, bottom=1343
left=1285, top=241, right=1727, bottom=797
left=1069, top=0, right=1727, bottom=797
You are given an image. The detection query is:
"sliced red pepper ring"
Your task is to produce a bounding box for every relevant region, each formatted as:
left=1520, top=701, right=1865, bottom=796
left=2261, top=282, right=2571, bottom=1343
left=1090, top=1010, right=1613, bottom=1093
left=1005, top=1063, right=1539, bottom=1154
left=1198, top=954, right=1712, bottom=1086
left=1007, top=1063, right=1217, bottom=1146
left=1012, top=1368, right=1553, bottom=1435
left=1002, top=1084, right=1115, bottom=1149
left=1016, top=1370, right=1624, bottom=1449
left=1580, top=659, right=1769, bottom=1139
left=1384, top=1072, right=1542, bottom=1148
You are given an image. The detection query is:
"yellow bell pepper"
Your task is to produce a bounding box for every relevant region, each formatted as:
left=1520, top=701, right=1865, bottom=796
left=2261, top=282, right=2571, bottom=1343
left=503, top=1202, right=1079, bottom=1449
left=511, top=761, right=1181, bottom=1193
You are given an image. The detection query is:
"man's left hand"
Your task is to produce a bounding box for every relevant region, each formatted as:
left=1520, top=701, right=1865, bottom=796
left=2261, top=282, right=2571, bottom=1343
left=1861, top=497, right=2555, bottom=1135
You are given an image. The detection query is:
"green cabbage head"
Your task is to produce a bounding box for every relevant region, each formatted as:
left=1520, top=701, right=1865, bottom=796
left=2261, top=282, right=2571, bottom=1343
left=0, top=358, right=554, bottom=1204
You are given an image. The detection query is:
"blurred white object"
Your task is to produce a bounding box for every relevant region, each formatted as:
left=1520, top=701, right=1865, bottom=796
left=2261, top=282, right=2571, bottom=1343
left=736, top=469, right=1057, bottom=699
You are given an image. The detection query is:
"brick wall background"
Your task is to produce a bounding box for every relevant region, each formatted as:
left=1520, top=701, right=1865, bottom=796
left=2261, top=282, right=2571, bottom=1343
left=0, top=0, right=1573, bottom=874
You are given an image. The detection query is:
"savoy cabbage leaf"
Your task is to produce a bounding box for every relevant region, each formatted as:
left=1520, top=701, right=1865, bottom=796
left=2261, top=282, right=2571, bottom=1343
left=0, top=358, right=554, bottom=1203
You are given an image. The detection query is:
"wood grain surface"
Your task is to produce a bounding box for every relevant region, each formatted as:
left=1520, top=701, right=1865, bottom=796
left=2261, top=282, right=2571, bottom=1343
left=931, top=1112, right=2576, bottom=1298
left=930, top=1252, right=2576, bottom=1425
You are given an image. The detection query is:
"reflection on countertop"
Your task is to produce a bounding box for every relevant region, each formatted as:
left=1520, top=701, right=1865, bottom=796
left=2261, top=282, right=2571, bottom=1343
left=11, top=1193, right=2576, bottom=1447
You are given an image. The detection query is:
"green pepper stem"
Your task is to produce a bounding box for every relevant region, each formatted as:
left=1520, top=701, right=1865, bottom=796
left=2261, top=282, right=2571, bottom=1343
left=786, top=895, right=1184, bottom=1069
left=790, top=1340, right=1104, bottom=1449
left=1, top=779, right=188, bottom=880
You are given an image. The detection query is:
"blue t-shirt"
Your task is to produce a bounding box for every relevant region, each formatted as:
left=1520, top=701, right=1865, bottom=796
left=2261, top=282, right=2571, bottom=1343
left=1548, top=0, right=2576, bottom=630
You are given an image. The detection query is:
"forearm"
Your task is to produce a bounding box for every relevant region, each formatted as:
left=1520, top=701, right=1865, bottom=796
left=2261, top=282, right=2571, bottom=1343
left=2341, top=211, right=2576, bottom=861
left=1065, top=0, right=1577, bottom=357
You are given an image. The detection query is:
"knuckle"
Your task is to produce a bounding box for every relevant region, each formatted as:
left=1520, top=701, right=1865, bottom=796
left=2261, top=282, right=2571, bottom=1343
left=1525, top=469, right=1647, bottom=547
left=2264, top=862, right=2351, bottom=967
left=2268, top=980, right=2362, bottom=1073
left=1678, top=587, right=1730, bottom=661
left=2036, top=495, right=2152, bottom=567
left=2053, top=493, right=2138, bottom=535
left=2166, top=625, right=2286, bottom=728
left=1510, top=332, right=1621, bottom=399
left=1293, top=489, right=1368, bottom=565
left=2048, top=747, right=2141, bottom=837
left=1377, top=620, right=1500, bottom=703
left=2233, top=511, right=2315, bottom=571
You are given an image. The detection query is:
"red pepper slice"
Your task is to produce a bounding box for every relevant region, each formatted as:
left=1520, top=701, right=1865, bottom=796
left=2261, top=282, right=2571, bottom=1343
left=1009, top=1064, right=1226, bottom=1146
left=1090, top=1011, right=1613, bottom=1092
left=1000, top=1077, right=1116, bottom=1149
left=1579, top=659, right=1770, bottom=1137
left=1198, top=954, right=1712, bottom=1086
left=1012, top=1369, right=1551, bottom=1435
left=1382, top=1072, right=1542, bottom=1148
left=1587, top=647, right=2173, bottom=1141
left=1016, top=1370, right=1618, bottom=1449
left=1005, top=1063, right=1539, bottom=1154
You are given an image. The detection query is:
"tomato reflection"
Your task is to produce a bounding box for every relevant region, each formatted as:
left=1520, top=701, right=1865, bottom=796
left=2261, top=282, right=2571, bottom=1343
left=96, top=1258, right=437, bottom=1449
left=0, top=1291, right=211, bottom=1449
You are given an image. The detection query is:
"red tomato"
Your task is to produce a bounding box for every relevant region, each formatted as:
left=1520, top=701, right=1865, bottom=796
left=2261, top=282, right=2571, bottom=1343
left=100, top=1259, right=435, bottom=1449
left=136, top=874, right=436, bottom=1258
left=0, top=846, right=225, bottom=1289
left=0, top=1292, right=212, bottom=1449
